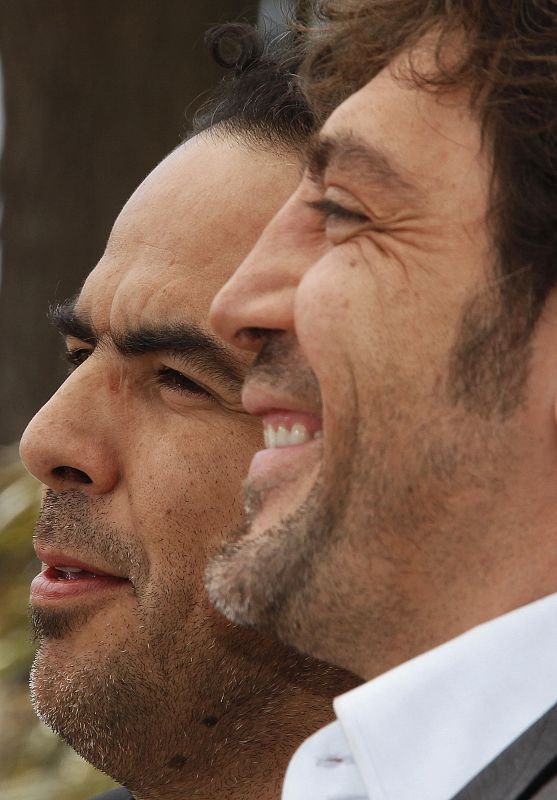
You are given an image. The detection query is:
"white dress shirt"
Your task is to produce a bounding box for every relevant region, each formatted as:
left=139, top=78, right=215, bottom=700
left=283, top=592, right=557, bottom=800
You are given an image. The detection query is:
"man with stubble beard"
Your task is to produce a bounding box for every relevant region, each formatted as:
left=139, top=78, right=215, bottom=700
left=19, top=25, right=357, bottom=800
left=209, top=2, right=557, bottom=799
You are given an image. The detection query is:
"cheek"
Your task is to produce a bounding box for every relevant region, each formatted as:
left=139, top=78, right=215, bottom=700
left=294, top=257, right=378, bottom=397
left=296, top=246, right=458, bottom=382
left=125, top=427, right=261, bottom=559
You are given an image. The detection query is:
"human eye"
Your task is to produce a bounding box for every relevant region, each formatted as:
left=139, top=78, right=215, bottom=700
left=306, top=196, right=374, bottom=246
left=65, top=344, right=93, bottom=370
left=307, top=198, right=369, bottom=227
left=157, top=367, right=213, bottom=400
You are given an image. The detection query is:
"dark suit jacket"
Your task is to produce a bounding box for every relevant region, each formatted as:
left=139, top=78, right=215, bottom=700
left=453, top=702, right=557, bottom=799
left=89, top=789, right=132, bottom=800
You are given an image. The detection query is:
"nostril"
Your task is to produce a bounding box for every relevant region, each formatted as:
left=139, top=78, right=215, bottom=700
left=52, top=466, right=92, bottom=485
left=234, top=327, right=270, bottom=349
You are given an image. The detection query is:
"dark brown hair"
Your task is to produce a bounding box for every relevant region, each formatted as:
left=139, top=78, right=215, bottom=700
left=191, top=23, right=314, bottom=153
left=303, top=1, right=557, bottom=322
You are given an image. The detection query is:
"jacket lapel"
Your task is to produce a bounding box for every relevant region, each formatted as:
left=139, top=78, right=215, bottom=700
left=451, top=702, right=557, bottom=800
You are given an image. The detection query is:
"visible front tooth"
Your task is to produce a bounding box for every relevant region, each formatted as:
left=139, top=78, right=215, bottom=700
left=276, top=426, right=290, bottom=447
left=290, top=423, right=310, bottom=445
left=57, top=566, right=83, bottom=573
left=265, top=426, right=277, bottom=449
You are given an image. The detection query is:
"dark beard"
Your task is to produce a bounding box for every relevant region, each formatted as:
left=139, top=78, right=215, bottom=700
left=29, top=487, right=351, bottom=798
left=204, top=334, right=352, bottom=652
left=205, top=293, right=531, bottom=672
left=205, top=445, right=356, bottom=663
left=28, top=490, right=211, bottom=792
left=30, top=604, right=94, bottom=639
left=206, top=473, right=329, bottom=629
left=32, top=490, right=147, bottom=586
left=31, top=650, right=160, bottom=782
left=30, top=490, right=144, bottom=646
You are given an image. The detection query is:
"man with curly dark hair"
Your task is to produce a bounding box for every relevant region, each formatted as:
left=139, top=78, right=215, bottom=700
left=209, top=3, right=557, bottom=798
left=19, top=24, right=357, bottom=800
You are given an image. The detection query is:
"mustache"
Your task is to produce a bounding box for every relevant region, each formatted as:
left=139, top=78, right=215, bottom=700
left=247, top=334, right=322, bottom=411
left=34, top=489, right=148, bottom=585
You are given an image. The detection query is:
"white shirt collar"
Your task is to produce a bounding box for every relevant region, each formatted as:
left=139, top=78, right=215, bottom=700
left=283, top=592, right=557, bottom=800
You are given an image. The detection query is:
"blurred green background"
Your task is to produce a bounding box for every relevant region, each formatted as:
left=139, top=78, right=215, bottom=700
left=0, top=445, right=117, bottom=799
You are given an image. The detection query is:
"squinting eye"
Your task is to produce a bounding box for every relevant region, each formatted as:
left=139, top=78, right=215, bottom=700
left=307, top=198, right=369, bottom=227
left=158, top=368, right=212, bottom=399
left=65, top=348, right=92, bottom=369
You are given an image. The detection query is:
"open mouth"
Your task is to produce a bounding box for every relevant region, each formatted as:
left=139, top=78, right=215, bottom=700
left=245, top=412, right=324, bottom=485
left=31, top=556, right=130, bottom=604
left=261, top=412, right=323, bottom=450
left=47, top=565, right=114, bottom=581
left=263, top=417, right=323, bottom=449
left=241, top=384, right=323, bottom=451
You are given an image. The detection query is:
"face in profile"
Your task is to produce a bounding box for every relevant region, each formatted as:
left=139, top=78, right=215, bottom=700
left=208, top=44, right=557, bottom=679
left=20, top=133, right=351, bottom=792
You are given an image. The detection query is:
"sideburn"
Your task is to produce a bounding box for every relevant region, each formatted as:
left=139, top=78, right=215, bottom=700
left=447, top=278, right=537, bottom=420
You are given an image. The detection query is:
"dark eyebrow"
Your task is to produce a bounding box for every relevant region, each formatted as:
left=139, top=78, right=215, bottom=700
left=50, top=298, right=97, bottom=344
left=114, top=324, right=245, bottom=388
left=50, top=299, right=245, bottom=390
left=306, top=132, right=419, bottom=197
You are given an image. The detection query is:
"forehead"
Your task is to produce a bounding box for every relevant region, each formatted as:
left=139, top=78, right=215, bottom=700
left=322, top=49, right=485, bottom=197
left=78, top=135, right=300, bottom=331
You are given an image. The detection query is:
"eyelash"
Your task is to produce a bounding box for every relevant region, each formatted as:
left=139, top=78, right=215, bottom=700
left=307, top=198, right=369, bottom=226
left=65, top=349, right=212, bottom=400
left=65, top=348, right=91, bottom=369
left=157, top=368, right=213, bottom=399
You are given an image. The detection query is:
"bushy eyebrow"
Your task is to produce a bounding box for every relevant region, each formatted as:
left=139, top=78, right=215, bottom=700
left=116, top=325, right=245, bottom=387
left=306, top=131, right=419, bottom=198
left=50, top=298, right=96, bottom=343
left=49, top=298, right=245, bottom=390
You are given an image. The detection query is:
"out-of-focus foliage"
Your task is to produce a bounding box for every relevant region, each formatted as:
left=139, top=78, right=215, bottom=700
left=0, top=445, right=117, bottom=800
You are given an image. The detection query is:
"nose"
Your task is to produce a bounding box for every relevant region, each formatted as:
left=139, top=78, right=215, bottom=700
left=210, top=193, right=307, bottom=352
left=19, top=361, right=120, bottom=496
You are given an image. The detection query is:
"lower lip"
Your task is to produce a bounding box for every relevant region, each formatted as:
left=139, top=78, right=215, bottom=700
left=248, top=438, right=322, bottom=482
left=30, top=567, right=129, bottom=603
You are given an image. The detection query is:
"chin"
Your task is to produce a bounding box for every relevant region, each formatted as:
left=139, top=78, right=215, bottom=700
left=206, top=474, right=331, bottom=638
left=30, top=637, right=171, bottom=785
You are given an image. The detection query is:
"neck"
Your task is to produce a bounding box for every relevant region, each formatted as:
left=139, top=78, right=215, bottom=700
left=130, top=651, right=359, bottom=800
left=132, top=753, right=289, bottom=800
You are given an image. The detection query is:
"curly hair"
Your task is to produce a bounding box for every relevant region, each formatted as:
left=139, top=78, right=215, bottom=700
left=302, top=0, right=557, bottom=323
left=191, top=22, right=314, bottom=153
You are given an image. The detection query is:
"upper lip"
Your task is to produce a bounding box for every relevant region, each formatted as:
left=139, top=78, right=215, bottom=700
left=242, top=382, right=322, bottom=419
left=34, top=544, right=127, bottom=579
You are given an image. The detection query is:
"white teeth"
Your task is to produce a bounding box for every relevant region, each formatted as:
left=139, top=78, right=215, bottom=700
left=263, top=423, right=320, bottom=449
left=276, top=425, right=290, bottom=447
left=290, top=423, right=311, bottom=445
left=56, top=565, right=83, bottom=573
left=264, top=427, right=277, bottom=449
